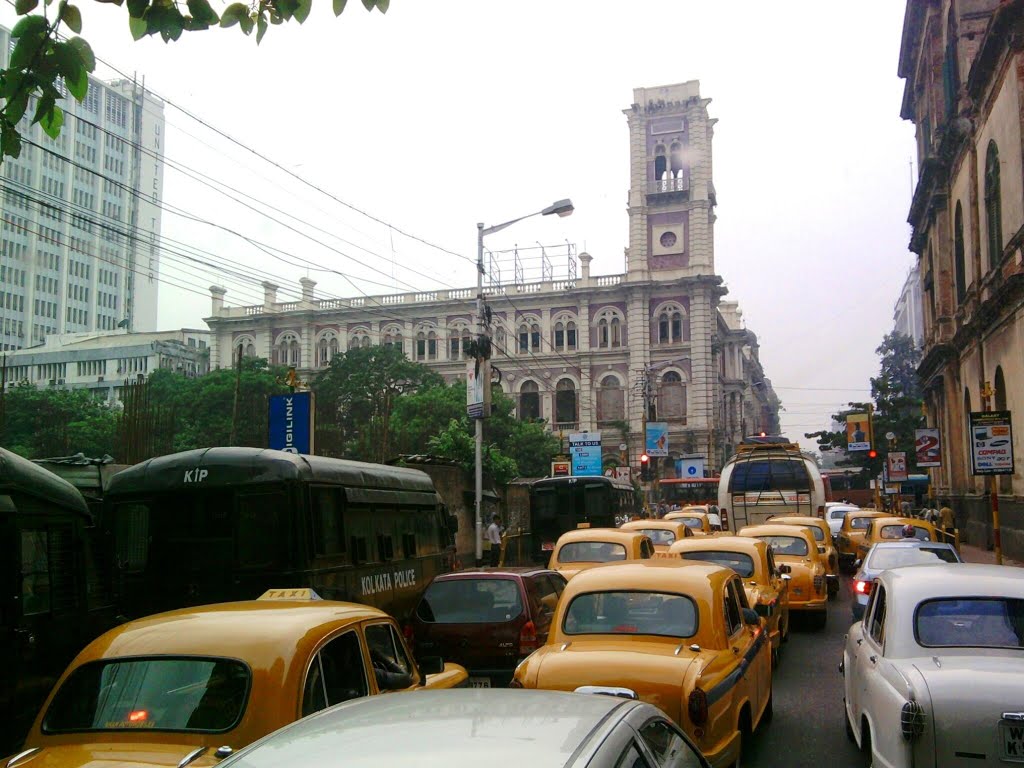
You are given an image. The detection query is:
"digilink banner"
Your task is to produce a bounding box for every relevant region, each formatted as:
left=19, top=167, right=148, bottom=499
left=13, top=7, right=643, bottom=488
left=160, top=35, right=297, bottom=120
left=268, top=391, right=314, bottom=454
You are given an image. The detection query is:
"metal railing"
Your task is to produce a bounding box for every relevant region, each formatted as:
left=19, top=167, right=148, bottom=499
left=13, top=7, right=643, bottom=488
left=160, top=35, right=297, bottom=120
left=647, top=177, right=689, bottom=194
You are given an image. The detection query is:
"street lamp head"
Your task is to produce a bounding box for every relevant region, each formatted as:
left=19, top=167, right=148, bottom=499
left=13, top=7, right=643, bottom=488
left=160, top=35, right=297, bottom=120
left=542, top=198, right=574, bottom=218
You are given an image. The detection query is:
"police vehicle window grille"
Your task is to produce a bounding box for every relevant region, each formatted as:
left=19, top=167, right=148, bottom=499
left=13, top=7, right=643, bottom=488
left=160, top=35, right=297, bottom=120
left=21, top=530, right=51, bottom=615
left=84, top=527, right=114, bottom=610
left=114, top=503, right=149, bottom=572
left=402, top=532, right=416, bottom=559
left=236, top=492, right=284, bottom=568
left=377, top=533, right=395, bottom=561
left=48, top=524, right=76, bottom=614
left=311, top=487, right=345, bottom=556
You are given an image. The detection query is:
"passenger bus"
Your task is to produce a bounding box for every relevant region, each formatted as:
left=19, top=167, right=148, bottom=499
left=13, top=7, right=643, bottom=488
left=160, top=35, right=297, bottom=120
left=103, top=447, right=458, bottom=622
left=658, top=476, right=720, bottom=507
left=1, top=448, right=117, bottom=753
left=718, top=436, right=826, bottom=531
left=527, top=475, right=636, bottom=563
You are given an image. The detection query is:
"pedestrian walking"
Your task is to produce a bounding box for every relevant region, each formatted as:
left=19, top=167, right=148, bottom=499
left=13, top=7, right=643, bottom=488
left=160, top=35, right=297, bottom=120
left=486, top=514, right=502, bottom=567
left=938, top=500, right=955, bottom=543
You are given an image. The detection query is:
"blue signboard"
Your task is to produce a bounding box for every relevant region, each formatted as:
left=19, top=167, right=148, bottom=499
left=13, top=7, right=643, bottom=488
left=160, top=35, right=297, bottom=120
left=646, top=422, right=669, bottom=457
left=268, top=391, right=314, bottom=454
left=569, top=431, right=603, bottom=476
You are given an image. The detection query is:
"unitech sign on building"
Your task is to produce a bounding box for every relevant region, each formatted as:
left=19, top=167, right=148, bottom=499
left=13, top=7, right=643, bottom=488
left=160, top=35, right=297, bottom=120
left=268, top=392, right=315, bottom=454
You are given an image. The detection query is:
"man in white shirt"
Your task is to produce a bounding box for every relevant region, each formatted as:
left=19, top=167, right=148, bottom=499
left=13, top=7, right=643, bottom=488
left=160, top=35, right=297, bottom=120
left=486, top=514, right=502, bottom=567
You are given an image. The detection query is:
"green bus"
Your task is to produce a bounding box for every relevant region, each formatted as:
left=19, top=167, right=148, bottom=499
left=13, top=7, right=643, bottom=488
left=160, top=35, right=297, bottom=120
left=103, top=447, right=458, bottom=621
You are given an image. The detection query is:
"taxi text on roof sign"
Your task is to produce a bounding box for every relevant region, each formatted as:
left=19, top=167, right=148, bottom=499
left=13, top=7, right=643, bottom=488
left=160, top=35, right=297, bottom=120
left=258, top=588, right=323, bottom=601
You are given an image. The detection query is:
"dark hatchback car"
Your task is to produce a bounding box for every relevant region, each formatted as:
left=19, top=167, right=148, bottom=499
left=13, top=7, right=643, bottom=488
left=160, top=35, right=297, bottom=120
left=410, top=567, right=567, bottom=687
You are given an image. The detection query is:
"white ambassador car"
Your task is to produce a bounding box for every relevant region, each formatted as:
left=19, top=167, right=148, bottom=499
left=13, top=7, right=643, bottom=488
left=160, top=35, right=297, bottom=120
left=841, top=564, right=1024, bottom=767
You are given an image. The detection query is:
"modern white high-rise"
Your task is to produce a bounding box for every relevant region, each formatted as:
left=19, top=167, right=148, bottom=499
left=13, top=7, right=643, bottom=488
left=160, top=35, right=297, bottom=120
left=0, top=25, right=166, bottom=350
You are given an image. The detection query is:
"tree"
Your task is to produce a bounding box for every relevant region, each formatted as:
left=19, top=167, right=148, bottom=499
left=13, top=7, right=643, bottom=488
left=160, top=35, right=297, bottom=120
left=0, top=0, right=388, bottom=161
left=1, top=383, right=118, bottom=457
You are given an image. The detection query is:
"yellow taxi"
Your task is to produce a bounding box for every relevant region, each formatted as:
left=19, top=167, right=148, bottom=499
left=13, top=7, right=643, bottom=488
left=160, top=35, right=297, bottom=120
left=668, top=535, right=790, bottom=659
left=547, top=529, right=655, bottom=580
left=664, top=508, right=714, bottom=535
left=619, top=519, right=694, bottom=552
left=766, top=515, right=839, bottom=599
left=836, top=510, right=887, bottom=571
left=739, top=525, right=828, bottom=630
left=5, top=589, right=467, bottom=768
left=854, top=516, right=942, bottom=561
left=512, top=560, right=772, bottom=768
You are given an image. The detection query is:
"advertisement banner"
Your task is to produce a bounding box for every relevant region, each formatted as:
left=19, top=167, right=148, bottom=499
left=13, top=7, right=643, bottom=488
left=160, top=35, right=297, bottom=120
left=887, top=452, right=909, bottom=482
left=846, top=413, right=870, bottom=451
left=969, top=411, right=1015, bottom=475
left=914, top=428, right=941, bottom=467
left=569, top=431, right=603, bottom=476
left=268, top=391, right=314, bottom=454
left=646, top=422, right=669, bottom=457
left=604, top=466, right=631, bottom=482
left=675, top=457, right=706, bottom=479
left=466, top=359, right=491, bottom=419
left=551, top=460, right=571, bottom=477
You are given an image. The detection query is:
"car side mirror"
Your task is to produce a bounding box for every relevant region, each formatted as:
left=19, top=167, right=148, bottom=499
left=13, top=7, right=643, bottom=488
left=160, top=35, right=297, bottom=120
left=742, top=608, right=760, bottom=626
left=779, top=564, right=792, bottom=574
left=418, top=655, right=444, bottom=675
left=781, top=574, right=792, bottom=581
left=854, top=559, right=862, bottom=569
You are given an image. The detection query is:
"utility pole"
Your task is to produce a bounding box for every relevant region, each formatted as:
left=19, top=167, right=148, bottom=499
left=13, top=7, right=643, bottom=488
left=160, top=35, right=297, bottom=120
left=981, top=380, right=1003, bottom=565
left=229, top=344, right=242, bottom=445
left=475, top=222, right=487, bottom=567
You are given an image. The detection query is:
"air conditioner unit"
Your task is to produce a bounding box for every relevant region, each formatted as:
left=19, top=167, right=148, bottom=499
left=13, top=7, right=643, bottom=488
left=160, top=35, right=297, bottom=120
left=97, top=376, right=104, bottom=382
left=57, top=378, right=65, bottom=385
left=48, top=378, right=56, bottom=385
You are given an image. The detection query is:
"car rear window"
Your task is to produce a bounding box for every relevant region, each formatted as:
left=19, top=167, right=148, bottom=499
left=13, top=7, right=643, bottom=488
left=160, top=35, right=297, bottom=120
left=880, top=525, right=930, bottom=541
left=829, top=508, right=849, bottom=520
left=866, top=546, right=960, bottom=570
left=678, top=517, right=704, bottom=529
left=676, top=550, right=755, bottom=578
left=850, top=516, right=873, bottom=530
left=563, top=591, right=697, bottom=638
left=43, top=657, right=249, bottom=733
left=759, top=535, right=808, bottom=557
left=636, top=529, right=677, bottom=545
left=557, top=541, right=626, bottom=563
left=916, top=598, right=1024, bottom=648
left=417, top=578, right=523, bottom=623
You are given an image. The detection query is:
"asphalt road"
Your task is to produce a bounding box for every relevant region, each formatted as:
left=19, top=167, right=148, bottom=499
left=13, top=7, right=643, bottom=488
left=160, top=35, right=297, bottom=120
left=744, top=575, right=865, bottom=767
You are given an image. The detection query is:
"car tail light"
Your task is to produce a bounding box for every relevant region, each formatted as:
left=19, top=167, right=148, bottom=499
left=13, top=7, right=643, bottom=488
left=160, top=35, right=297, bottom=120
left=813, top=575, right=824, bottom=594
left=901, top=700, right=925, bottom=740
left=817, top=505, right=825, bottom=518
left=855, top=580, right=872, bottom=595
left=519, top=620, right=538, bottom=655
left=688, top=688, right=708, bottom=726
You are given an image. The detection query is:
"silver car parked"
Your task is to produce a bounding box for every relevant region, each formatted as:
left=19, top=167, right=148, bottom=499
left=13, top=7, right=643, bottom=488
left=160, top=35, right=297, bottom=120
left=217, top=688, right=711, bottom=768
left=850, top=540, right=962, bottom=621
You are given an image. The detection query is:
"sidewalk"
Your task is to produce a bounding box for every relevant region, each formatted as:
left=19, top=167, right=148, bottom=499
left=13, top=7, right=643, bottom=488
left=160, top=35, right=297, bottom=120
left=959, top=542, right=1024, bottom=568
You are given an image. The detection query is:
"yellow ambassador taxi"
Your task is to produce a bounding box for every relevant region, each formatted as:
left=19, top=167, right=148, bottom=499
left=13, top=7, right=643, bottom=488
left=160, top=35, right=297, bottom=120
left=619, top=519, right=694, bottom=552
left=664, top=509, right=714, bottom=535
left=836, top=510, right=886, bottom=571
left=548, top=528, right=655, bottom=580
left=738, top=525, right=828, bottom=630
left=765, top=515, right=840, bottom=599
left=668, top=536, right=790, bottom=660
left=5, top=589, right=467, bottom=768
left=512, top=560, right=772, bottom=768
left=854, top=516, right=941, bottom=561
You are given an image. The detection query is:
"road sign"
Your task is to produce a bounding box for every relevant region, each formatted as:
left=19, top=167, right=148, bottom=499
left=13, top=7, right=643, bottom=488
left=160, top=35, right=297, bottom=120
left=569, top=431, right=603, bottom=476
left=268, top=391, right=314, bottom=454
left=887, top=452, right=908, bottom=482
left=914, top=428, right=941, bottom=467
left=969, top=411, right=1015, bottom=475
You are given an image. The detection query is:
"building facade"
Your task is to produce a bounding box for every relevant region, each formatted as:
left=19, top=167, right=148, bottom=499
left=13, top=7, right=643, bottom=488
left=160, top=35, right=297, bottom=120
left=893, top=262, right=925, bottom=347
left=204, top=81, right=780, bottom=473
left=900, top=0, right=1024, bottom=557
left=0, top=24, right=166, bottom=350
left=1, top=329, right=209, bottom=402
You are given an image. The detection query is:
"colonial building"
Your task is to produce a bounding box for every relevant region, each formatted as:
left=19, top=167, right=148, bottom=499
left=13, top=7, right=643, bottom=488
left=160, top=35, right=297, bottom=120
left=893, top=263, right=925, bottom=348
left=900, top=0, right=1024, bottom=557
left=204, top=81, right=779, bottom=473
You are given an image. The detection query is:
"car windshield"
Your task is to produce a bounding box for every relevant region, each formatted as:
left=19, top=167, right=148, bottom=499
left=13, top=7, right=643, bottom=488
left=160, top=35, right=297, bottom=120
left=879, top=524, right=930, bottom=541
left=563, top=591, right=697, bottom=637
left=677, top=550, right=756, bottom=578
left=636, top=529, right=676, bottom=545
left=759, top=536, right=808, bottom=557
left=557, top=541, right=626, bottom=563
left=417, top=578, right=523, bottom=623
left=799, top=525, right=824, bottom=541
left=679, top=517, right=704, bottom=529
left=866, top=546, right=960, bottom=570
left=916, top=598, right=1024, bottom=648
left=43, top=658, right=249, bottom=733
left=850, top=516, right=874, bottom=530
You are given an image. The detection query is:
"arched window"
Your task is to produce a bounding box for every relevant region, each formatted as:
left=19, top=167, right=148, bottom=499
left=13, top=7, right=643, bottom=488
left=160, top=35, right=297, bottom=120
left=985, top=141, right=1003, bottom=271
left=954, top=201, right=966, bottom=304
left=671, top=312, right=682, bottom=340
left=554, top=321, right=565, bottom=351
left=660, top=371, right=686, bottom=420
left=519, top=323, right=530, bottom=353
left=382, top=327, right=403, bottom=352
left=273, top=333, right=300, bottom=366
left=566, top=320, right=577, bottom=350
left=348, top=329, right=370, bottom=350
left=530, top=323, right=540, bottom=352
left=427, top=331, right=438, bottom=360
left=555, top=379, right=577, bottom=428
left=598, top=318, right=609, bottom=348
left=495, top=326, right=506, bottom=351
left=317, top=332, right=339, bottom=367
left=670, top=141, right=683, bottom=178
left=519, top=380, right=540, bottom=421
left=236, top=337, right=256, bottom=359
left=416, top=331, right=427, bottom=361
left=659, top=313, right=670, bottom=343
left=654, top=145, right=667, bottom=185
left=610, top=317, right=621, bottom=347
left=597, top=374, right=624, bottom=422
left=244, top=342, right=255, bottom=358
left=450, top=327, right=471, bottom=360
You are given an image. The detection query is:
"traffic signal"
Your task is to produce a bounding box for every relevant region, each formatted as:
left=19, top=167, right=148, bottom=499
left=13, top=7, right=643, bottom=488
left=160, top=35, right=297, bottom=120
left=868, top=449, right=878, bottom=459
left=640, top=453, right=651, bottom=481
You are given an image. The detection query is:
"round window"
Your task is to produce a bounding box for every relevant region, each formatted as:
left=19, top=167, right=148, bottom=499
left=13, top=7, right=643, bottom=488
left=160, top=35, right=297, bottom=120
left=659, top=231, right=678, bottom=249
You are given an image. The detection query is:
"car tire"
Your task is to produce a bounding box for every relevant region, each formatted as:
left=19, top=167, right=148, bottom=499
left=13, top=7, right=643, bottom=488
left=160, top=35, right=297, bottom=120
left=860, top=721, right=873, bottom=766
left=732, top=707, right=753, bottom=768
left=844, top=704, right=855, bottom=742
left=761, top=689, right=773, bottom=726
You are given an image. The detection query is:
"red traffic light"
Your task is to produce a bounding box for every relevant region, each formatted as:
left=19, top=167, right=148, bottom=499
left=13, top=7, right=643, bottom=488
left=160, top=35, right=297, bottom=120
left=640, top=454, right=650, bottom=464
left=868, top=449, right=878, bottom=459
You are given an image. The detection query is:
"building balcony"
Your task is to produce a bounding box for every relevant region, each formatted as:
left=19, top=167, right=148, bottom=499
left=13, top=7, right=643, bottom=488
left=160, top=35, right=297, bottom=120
left=646, top=177, right=689, bottom=200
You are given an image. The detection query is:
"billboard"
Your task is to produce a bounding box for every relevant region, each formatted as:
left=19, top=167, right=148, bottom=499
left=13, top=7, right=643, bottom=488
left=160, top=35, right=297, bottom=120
left=675, top=457, right=706, bottom=479
left=551, top=460, right=571, bottom=477
left=846, top=413, right=871, bottom=451
left=887, top=452, right=908, bottom=482
left=268, top=391, right=314, bottom=454
left=914, top=428, right=941, bottom=467
left=569, top=431, right=603, bottom=476
left=646, top=422, right=669, bottom=457
left=969, top=411, right=1015, bottom=475
left=466, top=359, right=491, bottom=419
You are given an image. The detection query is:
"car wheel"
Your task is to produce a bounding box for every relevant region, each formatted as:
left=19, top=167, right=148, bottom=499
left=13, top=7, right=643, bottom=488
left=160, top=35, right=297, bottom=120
left=861, top=721, right=873, bottom=766
left=844, top=702, right=855, bottom=742
left=732, top=707, right=753, bottom=768
left=761, top=688, right=773, bottom=725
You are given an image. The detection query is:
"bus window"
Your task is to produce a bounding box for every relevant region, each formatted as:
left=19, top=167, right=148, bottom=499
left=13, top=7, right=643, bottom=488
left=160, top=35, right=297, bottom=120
left=237, top=492, right=285, bottom=569
left=21, top=530, right=51, bottom=616
left=583, top=484, right=606, bottom=522
left=311, top=487, right=345, bottom=556
left=114, top=503, right=150, bottom=573
left=729, top=460, right=810, bottom=493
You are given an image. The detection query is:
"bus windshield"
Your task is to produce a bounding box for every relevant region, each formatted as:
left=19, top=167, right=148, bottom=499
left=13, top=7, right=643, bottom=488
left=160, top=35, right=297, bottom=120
left=729, top=459, right=811, bottom=493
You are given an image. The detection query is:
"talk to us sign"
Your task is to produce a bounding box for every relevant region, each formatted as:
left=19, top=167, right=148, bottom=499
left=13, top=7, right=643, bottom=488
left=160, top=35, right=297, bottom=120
left=569, top=431, right=602, bottom=476
left=268, top=391, right=314, bottom=454
left=914, top=428, right=941, bottom=467
left=969, top=411, right=1014, bottom=475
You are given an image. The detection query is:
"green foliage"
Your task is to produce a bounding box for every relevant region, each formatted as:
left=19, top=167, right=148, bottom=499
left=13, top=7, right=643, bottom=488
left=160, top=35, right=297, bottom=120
left=1, top=383, right=118, bottom=458
left=0, top=0, right=389, bottom=162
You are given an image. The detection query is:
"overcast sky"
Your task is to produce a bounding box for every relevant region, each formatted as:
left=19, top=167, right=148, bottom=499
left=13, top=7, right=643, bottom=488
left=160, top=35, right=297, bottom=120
left=2, top=1, right=918, bottom=451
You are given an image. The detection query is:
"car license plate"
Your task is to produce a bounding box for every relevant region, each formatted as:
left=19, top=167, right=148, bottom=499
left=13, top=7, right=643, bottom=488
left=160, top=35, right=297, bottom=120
left=468, top=677, right=491, bottom=689
left=1001, top=722, right=1024, bottom=762
left=541, top=542, right=554, bottom=551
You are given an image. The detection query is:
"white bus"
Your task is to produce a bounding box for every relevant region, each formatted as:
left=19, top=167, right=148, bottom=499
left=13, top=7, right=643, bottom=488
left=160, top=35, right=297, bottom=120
left=718, top=436, right=826, bottom=531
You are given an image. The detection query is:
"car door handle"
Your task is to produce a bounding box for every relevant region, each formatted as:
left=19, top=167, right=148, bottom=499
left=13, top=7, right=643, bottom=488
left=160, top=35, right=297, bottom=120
left=868, top=655, right=877, bottom=664
left=856, top=638, right=863, bottom=646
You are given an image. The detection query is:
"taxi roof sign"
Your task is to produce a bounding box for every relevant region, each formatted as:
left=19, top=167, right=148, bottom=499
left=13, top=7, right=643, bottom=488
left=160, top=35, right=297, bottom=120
left=257, top=588, right=323, bottom=601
